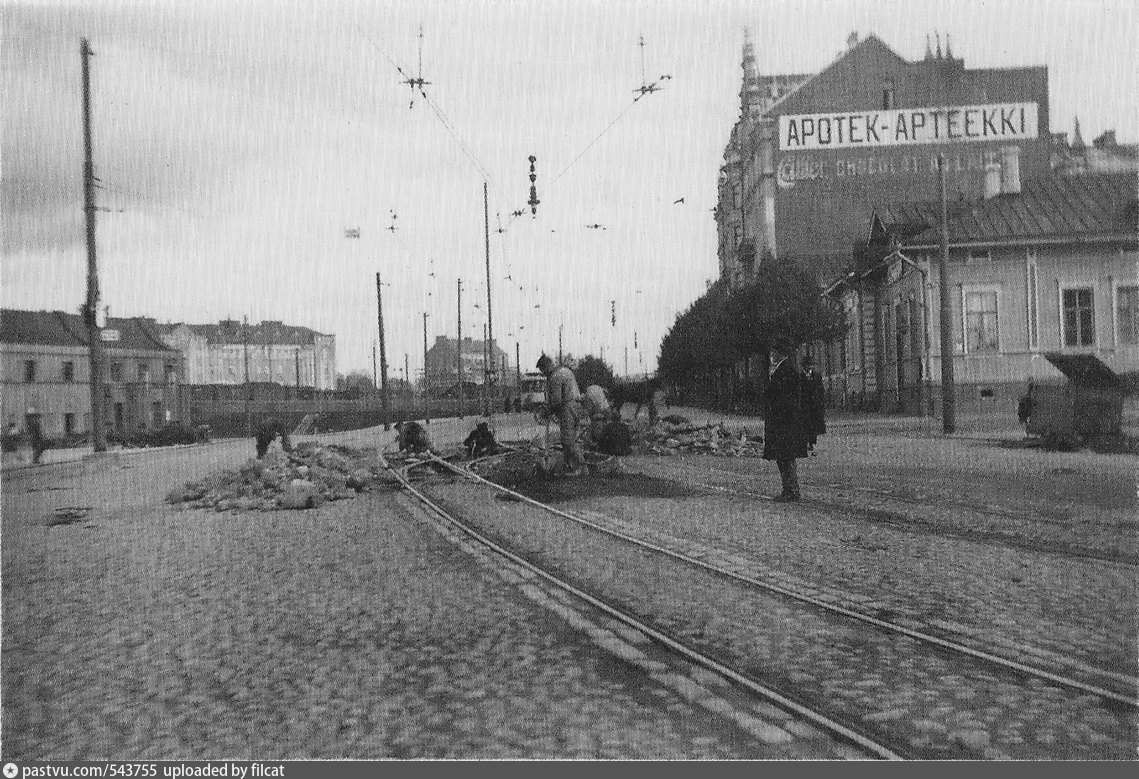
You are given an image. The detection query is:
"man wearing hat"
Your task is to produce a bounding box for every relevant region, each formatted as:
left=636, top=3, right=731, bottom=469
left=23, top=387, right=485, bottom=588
left=537, top=353, right=585, bottom=476
left=762, top=336, right=809, bottom=502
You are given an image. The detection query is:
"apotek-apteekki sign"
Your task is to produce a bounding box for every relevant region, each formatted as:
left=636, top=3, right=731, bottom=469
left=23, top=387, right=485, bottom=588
left=778, top=102, right=1038, bottom=151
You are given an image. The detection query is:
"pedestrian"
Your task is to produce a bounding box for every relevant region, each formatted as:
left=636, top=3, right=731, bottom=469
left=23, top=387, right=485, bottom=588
left=800, top=354, right=826, bottom=456
left=395, top=420, right=432, bottom=454
left=537, top=353, right=585, bottom=476
left=25, top=409, right=46, bottom=465
left=762, top=337, right=809, bottom=502
left=1017, top=379, right=1035, bottom=427
left=254, top=417, right=293, bottom=459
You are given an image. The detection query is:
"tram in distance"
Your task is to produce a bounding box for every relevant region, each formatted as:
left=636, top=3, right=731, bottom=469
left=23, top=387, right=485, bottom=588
left=519, top=371, right=547, bottom=410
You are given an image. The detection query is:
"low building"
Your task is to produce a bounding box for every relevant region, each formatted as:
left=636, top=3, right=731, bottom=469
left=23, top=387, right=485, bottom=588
left=158, top=319, right=336, bottom=390
left=1, top=309, right=183, bottom=439
left=821, top=171, right=1138, bottom=413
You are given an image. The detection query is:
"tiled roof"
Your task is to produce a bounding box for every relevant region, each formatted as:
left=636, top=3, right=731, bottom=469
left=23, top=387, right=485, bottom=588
left=902, top=173, right=1137, bottom=248
left=1, top=310, right=178, bottom=352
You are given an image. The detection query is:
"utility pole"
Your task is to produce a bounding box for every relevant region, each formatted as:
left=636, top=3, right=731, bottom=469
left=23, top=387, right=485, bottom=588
left=242, top=316, right=252, bottom=436
left=372, top=342, right=378, bottom=391
left=625, top=346, right=629, bottom=377
left=295, top=349, right=300, bottom=389
left=937, top=155, right=956, bottom=434
left=80, top=39, right=107, bottom=452
left=457, top=278, right=464, bottom=419
left=422, top=313, right=429, bottom=398
left=376, top=272, right=390, bottom=430
left=515, top=342, right=521, bottom=392
left=483, top=181, right=495, bottom=412
left=482, top=323, right=489, bottom=416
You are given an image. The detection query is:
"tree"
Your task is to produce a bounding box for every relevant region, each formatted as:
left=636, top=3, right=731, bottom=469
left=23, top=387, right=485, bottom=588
left=336, top=371, right=374, bottom=393
left=574, top=354, right=615, bottom=389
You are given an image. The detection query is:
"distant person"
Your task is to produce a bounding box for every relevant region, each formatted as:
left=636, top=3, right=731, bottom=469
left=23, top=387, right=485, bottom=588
left=394, top=420, right=432, bottom=454
left=25, top=410, right=46, bottom=465
left=762, top=337, right=809, bottom=502
left=254, top=417, right=293, bottom=459
left=463, top=420, right=499, bottom=458
left=1017, top=380, right=1036, bottom=426
left=800, top=355, right=826, bottom=456
left=537, top=353, right=585, bottom=476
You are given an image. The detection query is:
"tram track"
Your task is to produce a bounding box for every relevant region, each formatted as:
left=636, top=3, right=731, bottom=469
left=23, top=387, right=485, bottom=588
left=631, top=457, right=1138, bottom=567
left=380, top=448, right=1137, bottom=759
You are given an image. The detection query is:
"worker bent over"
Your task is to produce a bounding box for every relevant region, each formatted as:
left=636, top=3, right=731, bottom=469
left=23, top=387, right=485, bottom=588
left=255, top=417, right=293, bottom=459
left=395, top=420, right=433, bottom=454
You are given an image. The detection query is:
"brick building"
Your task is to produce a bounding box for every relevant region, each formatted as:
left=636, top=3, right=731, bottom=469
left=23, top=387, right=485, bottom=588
left=423, top=335, right=510, bottom=394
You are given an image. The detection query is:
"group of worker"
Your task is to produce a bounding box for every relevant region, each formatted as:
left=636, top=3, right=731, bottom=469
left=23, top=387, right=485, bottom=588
left=249, top=336, right=825, bottom=501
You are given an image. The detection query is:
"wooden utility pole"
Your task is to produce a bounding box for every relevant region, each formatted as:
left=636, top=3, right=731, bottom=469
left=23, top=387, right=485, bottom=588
left=558, top=324, right=563, bottom=365
left=457, top=279, right=464, bottom=419
left=376, top=272, right=390, bottom=430
left=483, top=181, right=495, bottom=412
left=422, top=313, right=429, bottom=396
left=482, top=323, right=489, bottom=416
left=372, top=342, right=378, bottom=390
left=80, top=39, right=107, bottom=452
left=515, top=342, right=521, bottom=392
left=937, top=155, right=956, bottom=434
left=242, top=316, right=252, bottom=436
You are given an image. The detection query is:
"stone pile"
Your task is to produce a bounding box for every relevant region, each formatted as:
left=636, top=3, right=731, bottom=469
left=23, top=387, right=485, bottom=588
left=638, top=420, right=764, bottom=458
left=166, top=442, right=385, bottom=512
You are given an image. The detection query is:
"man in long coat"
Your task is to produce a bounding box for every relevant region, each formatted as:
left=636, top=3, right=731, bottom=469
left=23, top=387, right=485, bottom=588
left=762, top=337, right=809, bottom=502
left=538, top=353, right=585, bottom=475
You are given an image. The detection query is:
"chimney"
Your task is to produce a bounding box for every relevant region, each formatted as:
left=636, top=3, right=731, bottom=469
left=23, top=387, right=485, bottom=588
left=1000, top=146, right=1021, bottom=195
left=983, top=161, right=1002, bottom=199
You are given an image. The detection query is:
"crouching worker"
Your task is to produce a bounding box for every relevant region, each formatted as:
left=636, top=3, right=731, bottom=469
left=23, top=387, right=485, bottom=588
left=395, top=420, right=432, bottom=455
left=463, top=420, right=500, bottom=458
left=255, top=417, right=293, bottom=459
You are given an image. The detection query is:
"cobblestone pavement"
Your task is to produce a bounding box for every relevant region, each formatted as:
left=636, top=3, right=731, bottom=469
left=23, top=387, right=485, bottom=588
left=425, top=477, right=1136, bottom=759
left=2, top=425, right=849, bottom=760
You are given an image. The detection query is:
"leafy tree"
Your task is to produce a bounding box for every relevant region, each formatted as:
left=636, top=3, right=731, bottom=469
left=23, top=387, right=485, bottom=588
left=574, top=354, right=615, bottom=389
left=336, top=371, right=375, bottom=392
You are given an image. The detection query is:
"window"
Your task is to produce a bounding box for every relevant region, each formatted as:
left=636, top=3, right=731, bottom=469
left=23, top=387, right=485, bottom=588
left=109, top=361, right=123, bottom=382
left=1025, top=251, right=1040, bottom=350
left=164, top=363, right=177, bottom=384
left=882, top=80, right=896, bottom=110
left=1062, top=287, right=1095, bottom=346
left=64, top=413, right=76, bottom=435
left=23, top=360, right=36, bottom=382
left=964, top=289, right=1000, bottom=352
left=138, top=362, right=150, bottom=383
left=62, top=361, right=75, bottom=382
left=1117, top=285, right=1139, bottom=345
left=966, top=248, right=992, bottom=263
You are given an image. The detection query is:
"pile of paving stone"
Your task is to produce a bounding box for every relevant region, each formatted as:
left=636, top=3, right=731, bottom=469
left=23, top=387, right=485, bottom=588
left=638, top=419, right=764, bottom=457
left=165, top=442, right=386, bottom=512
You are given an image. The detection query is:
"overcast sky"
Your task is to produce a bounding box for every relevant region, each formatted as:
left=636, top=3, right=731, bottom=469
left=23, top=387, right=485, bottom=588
left=4, top=0, right=1136, bottom=379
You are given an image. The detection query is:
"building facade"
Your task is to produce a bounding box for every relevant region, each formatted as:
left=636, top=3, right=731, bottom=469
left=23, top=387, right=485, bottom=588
left=717, top=32, right=1052, bottom=290
left=423, top=335, right=510, bottom=393
left=1, top=310, right=183, bottom=439
left=159, top=319, right=336, bottom=390
left=820, top=173, right=1138, bottom=412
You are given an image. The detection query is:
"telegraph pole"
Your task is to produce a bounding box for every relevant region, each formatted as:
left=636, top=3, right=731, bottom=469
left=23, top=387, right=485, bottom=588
left=372, top=342, right=378, bottom=390
left=376, top=272, right=390, bottom=430
left=483, top=181, right=495, bottom=412
left=422, top=313, right=429, bottom=396
left=515, top=342, right=521, bottom=393
left=80, top=39, right=107, bottom=452
left=937, top=155, right=956, bottom=434
left=482, top=323, right=489, bottom=416
left=558, top=324, right=563, bottom=365
left=242, top=316, right=252, bottom=436
left=457, top=278, right=464, bottom=419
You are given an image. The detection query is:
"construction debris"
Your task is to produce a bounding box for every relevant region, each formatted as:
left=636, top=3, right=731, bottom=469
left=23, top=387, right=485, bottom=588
left=638, top=419, right=764, bottom=457
left=166, top=442, right=388, bottom=512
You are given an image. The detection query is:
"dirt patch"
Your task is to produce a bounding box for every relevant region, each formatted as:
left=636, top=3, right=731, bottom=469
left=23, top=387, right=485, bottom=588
left=475, top=451, right=698, bottom=504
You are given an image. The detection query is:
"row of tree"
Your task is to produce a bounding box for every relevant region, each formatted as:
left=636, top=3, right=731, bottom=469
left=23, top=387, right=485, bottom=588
left=657, top=262, right=846, bottom=409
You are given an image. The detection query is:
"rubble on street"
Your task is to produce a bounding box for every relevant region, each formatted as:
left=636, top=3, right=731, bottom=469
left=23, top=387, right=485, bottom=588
left=638, top=417, right=764, bottom=457
left=165, top=441, right=388, bottom=511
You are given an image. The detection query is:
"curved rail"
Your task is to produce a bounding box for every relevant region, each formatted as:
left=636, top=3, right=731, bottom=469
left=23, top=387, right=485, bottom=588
left=431, top=452, right=1137, bottom=708
left=375, top=449, right=904, bottom=760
